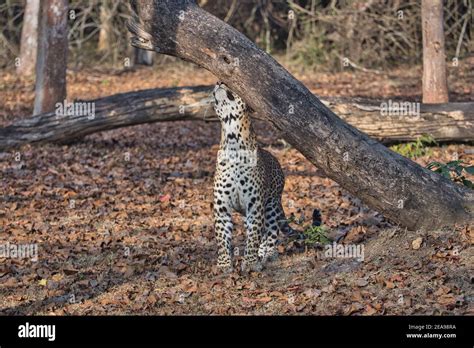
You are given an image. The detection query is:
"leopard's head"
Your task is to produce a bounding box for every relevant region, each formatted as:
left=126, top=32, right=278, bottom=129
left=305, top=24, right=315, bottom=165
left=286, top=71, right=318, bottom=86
left=212, top=82, right=249, bottom=122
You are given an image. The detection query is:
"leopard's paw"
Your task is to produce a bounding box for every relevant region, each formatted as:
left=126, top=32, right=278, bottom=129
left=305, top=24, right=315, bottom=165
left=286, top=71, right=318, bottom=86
left=261, top=250, right=279, bottom=264
left=241, top=259, right=263, bottom=275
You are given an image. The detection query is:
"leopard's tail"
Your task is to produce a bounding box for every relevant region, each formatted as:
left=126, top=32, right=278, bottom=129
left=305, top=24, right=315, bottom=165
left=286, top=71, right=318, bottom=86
left=277, top=205, right=322, bottom=239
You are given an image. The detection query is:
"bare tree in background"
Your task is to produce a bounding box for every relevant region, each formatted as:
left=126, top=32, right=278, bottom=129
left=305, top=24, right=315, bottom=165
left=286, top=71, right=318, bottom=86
left=34, top=0, right=68, bottom=115
left=421, top=0, right=449, bottom=103
left=17, top=0, right=40, bottom=76
left=98, top=1, right=116, bottom=52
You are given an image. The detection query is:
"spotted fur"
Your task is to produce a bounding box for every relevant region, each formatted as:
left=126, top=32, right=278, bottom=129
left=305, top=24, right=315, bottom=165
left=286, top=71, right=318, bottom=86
left=212, top=82, right=295, bottom=273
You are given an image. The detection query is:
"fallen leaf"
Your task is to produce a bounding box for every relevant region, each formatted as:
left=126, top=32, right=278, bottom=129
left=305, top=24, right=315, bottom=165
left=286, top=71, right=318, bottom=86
left=434, top=286, right=450, bottom=296
left=437, top=294, right=456, bottom=307
left=52, top=273, right=63, bottom=282
left=412, top=237, right=423, bottom=250
left=303, top=288, right=321, bottom=298
left=182, top=280, right=198, bottom=293
left=345, top=302, right=364, bottom=315
left=160, top=194, right=171, bottom=202
left=256, top=296, right=272, bottom=303
left=351, top=291, right=363, bottom=302
left=365, top=304, right=377, bottom=315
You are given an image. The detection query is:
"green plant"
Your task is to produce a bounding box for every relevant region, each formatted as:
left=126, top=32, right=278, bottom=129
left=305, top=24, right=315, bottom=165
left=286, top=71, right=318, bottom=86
left=303, top=225, right=330, bottom=247
left=391, top=135, right=437, bottom=159
left=426, top=160, right=474, bottom=189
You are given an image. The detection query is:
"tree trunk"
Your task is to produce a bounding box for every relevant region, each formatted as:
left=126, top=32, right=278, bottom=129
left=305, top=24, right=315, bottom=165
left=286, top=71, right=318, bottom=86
left=127, top=0, right=473, bottom=230
left=0, top=86, right=211, bottom=150
left=325, top=97, right=474, bottom=143
left=98, top=1, right=113, bottom=52
left=33, top=0, right=68, bottom=115
left=421, top=0, right=449, bottom=103
left=1, top=86, right=473, bottom=151
left=17, top=0, right=40, bottom=76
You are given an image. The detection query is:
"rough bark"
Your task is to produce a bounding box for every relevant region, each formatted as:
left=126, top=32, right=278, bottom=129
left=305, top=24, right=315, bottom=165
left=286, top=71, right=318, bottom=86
left=0, top=86, right=211, bottom=149
left=33, top=0, right=68, bottom=115
left=1, top=86, right=473, bottom=151
left=127, top=0, right=473, bottom=230
left=17, top=0, right=40, bottom=76
left=326, top=98, right=474, bottom=143
left=421, top=0, right=449, bottom=103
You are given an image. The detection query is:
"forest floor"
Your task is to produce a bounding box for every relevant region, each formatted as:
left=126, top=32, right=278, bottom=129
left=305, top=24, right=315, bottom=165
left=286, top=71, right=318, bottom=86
left=0, top=58, right=473, bottom=315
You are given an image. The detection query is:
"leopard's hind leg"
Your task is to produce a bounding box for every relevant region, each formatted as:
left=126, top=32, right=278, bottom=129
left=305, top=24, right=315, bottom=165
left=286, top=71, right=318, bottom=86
left=258, top=198, right=280, bottom=263
left=242, top=198, right=264, bottom=273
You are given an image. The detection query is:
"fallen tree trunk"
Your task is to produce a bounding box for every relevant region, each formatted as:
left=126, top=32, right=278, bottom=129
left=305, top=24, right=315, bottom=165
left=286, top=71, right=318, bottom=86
left=126, top=0, right=473, bottom=230
left=0, top=86, right=212, bottom=150
left=1, top=86, right=473, bottom=150
left=320, top=98, right=474, bottom=143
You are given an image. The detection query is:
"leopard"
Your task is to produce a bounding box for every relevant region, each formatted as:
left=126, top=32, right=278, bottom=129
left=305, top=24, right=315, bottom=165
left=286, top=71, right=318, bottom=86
left=212, top=82, right=320, bottom=273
